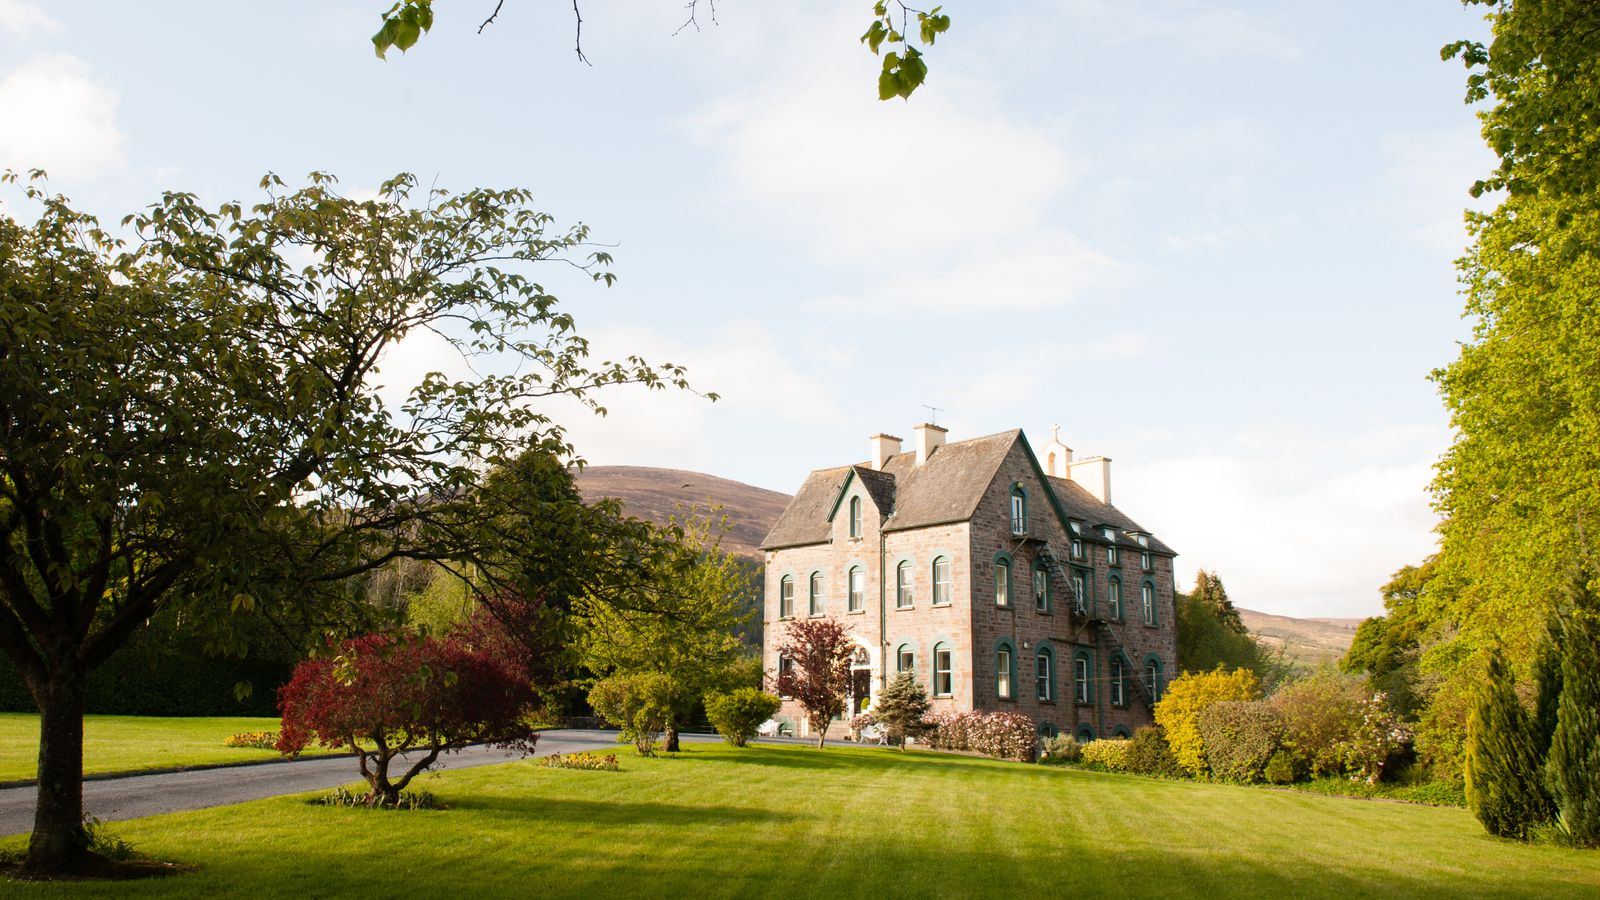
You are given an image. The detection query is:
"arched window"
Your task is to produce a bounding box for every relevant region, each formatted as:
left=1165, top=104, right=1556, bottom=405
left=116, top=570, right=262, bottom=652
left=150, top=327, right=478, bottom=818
left=1113, top=725, right=1132, bottom=739
left=996, top=640, right=1015, bottom=700
left=848, top=495, right=862, bottom=538
left=1076, top=724, right=1095, bottom=743
left=994, top=556, right=1011, bottom=607
left=848, top=566, right=865, bottom=612
left=1010, top=485, right=1028, bottom=535
left=779, top=575, right=794, bottom=618
left=809, top=572, right=823, bottom=616
left=1110, top=655, right=1128, bottom=707
left=1107, top=575, right=1123, bottom=621
left=932, top=556, right=952, bottom=605
left=1142, top=581, right=1157, bottom=626
left=1038, top=720, right=1059, bottom=739
left=1145, top=657, right=1163, bottom=701
left=1072, top=570, right=1089, bottom=615
left=1036, top=644, right=1055, bottom=702
left=933, top=642, right=953, bottom=696
left=1074, top=651, right=1094, bottom=705
left=896, top=643, right=915, bottom=673
left=1033, top=562, right=1050, bottom=612
left=896, top=560, right=914, bottom=608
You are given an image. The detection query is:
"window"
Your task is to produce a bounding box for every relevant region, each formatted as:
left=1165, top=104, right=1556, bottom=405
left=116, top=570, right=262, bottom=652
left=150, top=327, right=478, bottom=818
left=1074, top=653, right=1094, bottom=705
left=932, top=556, right=952, bottom=605
left=1036, top=645, right=1055, bottom=702
left=1141, top=551, right=1153, bottom=571
left=1071, top=538, right=1084, bottom=559
left=848, top=566, right=865, bottom=612
left=809, top=572, right=823, bottom=616
left=994, top=558, right=1011, bottom=607
left=1069, top=521, right=1081, bottom=536
left=896, top=560, right=913, bottom=608
left=1102, top=526, right=1116, bottom=542
left=933, top=643, right=953, bottom=696
left=1107, top=576, right=1122, bottom=621
left=996, top=643, right=1014, bottom=700
left=1033, top=564, right=1050, bottom=612
left=1145, top=658, right=1162, bottom=701
left=779, top=575, right=794, bottom=618
left=1072, top=570, right=1088, bottom=615
left=1076, top=724, right=1095, bottom=743
left=1142, top=582, right=1156, bottom=626
left=1010, top=486, right=1027, bottom=535
left=1107, top=544, right=1119, bottom=566
left=778, top=655, right=795, bottom=698
left=848, top=496, right=862, bottom=538
left=897, top=645, right=915, bottom=673
left=1110, top=656, right=1127, bottom=707
left=1113, top=725, right=1132, bottom=739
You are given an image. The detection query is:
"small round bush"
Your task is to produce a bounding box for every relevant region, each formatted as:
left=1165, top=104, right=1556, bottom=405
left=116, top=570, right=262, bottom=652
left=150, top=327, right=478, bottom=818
left=704, top=687, right=782, bottom=747
left=1264, top=749, right=1304, bottom=784
left=1128, top=726, right=1184, bottom=777
left=1041, top=734, right=1081, bottom=764
left=1080, top=739, right=1134, bottom=772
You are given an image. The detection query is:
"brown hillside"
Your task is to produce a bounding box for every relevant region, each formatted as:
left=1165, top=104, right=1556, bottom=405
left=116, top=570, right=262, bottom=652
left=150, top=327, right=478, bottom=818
left=1238, top=607, right=1362, bottom=668
left=572, top=466, right=791, bottom=560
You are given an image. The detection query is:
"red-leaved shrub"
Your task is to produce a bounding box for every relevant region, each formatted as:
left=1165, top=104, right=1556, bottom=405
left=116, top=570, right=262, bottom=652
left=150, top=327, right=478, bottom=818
left=278, top=631, right=538, bottom=806
left=921, top=711, right=1036, bottom=761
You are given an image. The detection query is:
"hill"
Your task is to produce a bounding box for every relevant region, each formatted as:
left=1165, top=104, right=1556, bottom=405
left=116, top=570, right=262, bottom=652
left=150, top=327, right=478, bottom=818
left=1237, top=607, right=1361, bottom=667
left=571, top=466, right=792, bottom=560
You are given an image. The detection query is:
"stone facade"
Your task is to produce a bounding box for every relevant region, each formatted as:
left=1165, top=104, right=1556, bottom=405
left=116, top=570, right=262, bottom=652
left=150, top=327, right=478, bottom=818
left=761, top=427, right=1178, bottom=742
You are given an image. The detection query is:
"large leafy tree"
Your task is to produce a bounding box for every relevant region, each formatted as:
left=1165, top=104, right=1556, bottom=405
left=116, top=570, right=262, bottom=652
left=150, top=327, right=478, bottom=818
left=775, top=617, right=855, bottom=749
left=0, top=171, right=694, bottom=875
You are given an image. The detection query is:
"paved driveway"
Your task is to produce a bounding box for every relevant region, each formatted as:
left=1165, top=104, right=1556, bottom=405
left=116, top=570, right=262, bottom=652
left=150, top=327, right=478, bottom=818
left=0, top=729, right=721, bottom=837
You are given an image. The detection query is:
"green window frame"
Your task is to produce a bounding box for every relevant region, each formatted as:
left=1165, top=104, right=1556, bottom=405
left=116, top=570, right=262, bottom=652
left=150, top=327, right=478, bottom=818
left=994, top=555, right=1012, bottom=608
left=1076, top=724, right=1096, bottom=743
left=1072, top=569, right=1090, bottom=615
left=1033, top=562, right=1050, bottom=613
left=896, top=559, right=914, bottom=608
left=1110, top=655, right=1128, bottom=707
left=848, top=566, right=865, bottom=612
left=809, top=572, right=823, bottom=616
left=1074, top=650, right=1095, bottom=706
left=932, top=556, right=952, bottom=605
left=1144, top=655, right=1164, bottom=701
left=779, top=575, right=794, bottom=619
left=1010, top=485, right=1028, bottom=535
left=848, top=496, right=862, bottom=538
left=1141, top=580, right=1157, bottom=626
left=1036, top=643, right=1055, bottom=702
left=896, top=644, right=915, bottom=673
left=996, top=640, right=1015, bottom=700
left=1107, top=575, right=1122, bottom=621
left=933, top=642, right=953, bottom=697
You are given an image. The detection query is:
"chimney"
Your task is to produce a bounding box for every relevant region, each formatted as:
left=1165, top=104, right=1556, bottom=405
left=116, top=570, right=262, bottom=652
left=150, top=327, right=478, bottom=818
left=913, top=422, right=947, bottom=465
left=869, top=433, right=902, bottom=470
left=1068, top=456, right=1112, bottom=504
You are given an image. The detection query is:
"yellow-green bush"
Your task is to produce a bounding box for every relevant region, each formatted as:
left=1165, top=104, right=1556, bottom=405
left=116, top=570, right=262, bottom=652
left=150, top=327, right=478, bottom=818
left=1153, top=666, right=1261, bottom=775
left=1080, top=739, right=1134, bottom=771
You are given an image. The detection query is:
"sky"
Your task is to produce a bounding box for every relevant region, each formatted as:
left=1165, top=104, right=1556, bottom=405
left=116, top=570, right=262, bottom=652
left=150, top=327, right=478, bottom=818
left=0, top=0, right=1496, bottom=618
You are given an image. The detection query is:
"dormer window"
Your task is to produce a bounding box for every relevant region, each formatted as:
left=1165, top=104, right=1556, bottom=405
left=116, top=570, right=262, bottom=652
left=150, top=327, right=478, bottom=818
left=1071, top=538, right=1084, bottom=559
left=1102, top=527, right=1115, bottom=542
left=848, top=496, right=862, bottom=538
left=1010, top=486, right=1027, bottom=535
left=1136, top=534, right=1150, bottom=548
left=1069, top=521, right=1081, bottom=536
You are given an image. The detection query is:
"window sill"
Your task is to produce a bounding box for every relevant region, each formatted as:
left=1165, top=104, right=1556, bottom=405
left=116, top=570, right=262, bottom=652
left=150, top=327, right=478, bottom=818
left=1035, top=609, right=1052, bottom=616
left=932, top=602, right=952, bottom=608
left=809, top=613, right=826, bottom=619
left=1038, top=699, right=1056, bottom=706
left=895, top=605, right=915, bottom=611
left=847, top=609, right=866, bottom=615
left=1075, top=702, right=1095, bottom=709
left=778, top=615, right=794, bottom=621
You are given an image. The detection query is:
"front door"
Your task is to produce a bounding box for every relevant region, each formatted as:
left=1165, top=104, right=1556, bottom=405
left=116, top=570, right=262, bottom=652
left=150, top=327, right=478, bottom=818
left=852, top=667, right=872, bottom=714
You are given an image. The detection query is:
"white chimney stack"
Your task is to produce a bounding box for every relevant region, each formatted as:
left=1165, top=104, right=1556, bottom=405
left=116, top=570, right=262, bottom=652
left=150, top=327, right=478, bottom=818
left=869, top=433, right=902, bottom=470
left=913, top=422, right=947, bottom=465
left=1069, top=456, right=1112, bottom=504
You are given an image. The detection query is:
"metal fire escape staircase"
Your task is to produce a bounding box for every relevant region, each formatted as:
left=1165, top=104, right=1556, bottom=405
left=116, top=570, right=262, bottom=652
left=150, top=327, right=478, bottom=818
left=1034, top=542, right=1155, bottom=710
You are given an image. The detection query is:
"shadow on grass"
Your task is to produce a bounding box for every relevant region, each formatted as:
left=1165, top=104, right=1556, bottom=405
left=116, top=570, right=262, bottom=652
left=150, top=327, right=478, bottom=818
left=448, top=794, right=798, bottom=828
left=694, top=745, right=1058, bottom=780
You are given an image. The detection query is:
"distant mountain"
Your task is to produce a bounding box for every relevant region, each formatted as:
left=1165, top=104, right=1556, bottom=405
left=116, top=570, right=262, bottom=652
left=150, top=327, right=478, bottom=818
left=570, top=466, right=792, bottom=560
left=573, top=466, right=1366, bottom=663
left=1237, top=607, right=1362, bottom=668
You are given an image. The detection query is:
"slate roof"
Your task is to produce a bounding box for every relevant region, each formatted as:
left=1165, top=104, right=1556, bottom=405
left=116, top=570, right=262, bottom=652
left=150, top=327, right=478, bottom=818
left=759, top=429, right=1176, bottom=556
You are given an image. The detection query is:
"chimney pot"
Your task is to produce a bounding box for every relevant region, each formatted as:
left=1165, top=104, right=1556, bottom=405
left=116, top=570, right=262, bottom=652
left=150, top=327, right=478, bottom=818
left=913, top=422, right=947, bottom=465
left=869, top=433, right=903, bottom=470
left=1068, top=456, right=1112, bottom=504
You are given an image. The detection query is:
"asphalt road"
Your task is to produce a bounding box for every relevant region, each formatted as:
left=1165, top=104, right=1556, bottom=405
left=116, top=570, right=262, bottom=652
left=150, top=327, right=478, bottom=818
left=0, top=729, right=717, bottom=837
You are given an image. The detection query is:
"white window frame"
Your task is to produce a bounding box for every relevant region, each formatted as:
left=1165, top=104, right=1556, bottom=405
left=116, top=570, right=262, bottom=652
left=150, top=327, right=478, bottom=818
left=1142, top=582, right=1156, bottom=626
left=995, top=560, right=1010, bottom=607
left=997, top=646, right=1013, bottom=699
left=934, top=646, right=953, bottom=696
left=809, top=572, right=823, bottom=616
left=848, top=566, right=865, bottom=612
left=932, top=557, right=952, bottom=605
left=896, top=560, right=913, bottom=608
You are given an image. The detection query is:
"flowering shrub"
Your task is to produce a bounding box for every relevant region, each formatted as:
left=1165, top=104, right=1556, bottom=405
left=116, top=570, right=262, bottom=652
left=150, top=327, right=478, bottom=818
left=541, top=752, right=620, bottom=771
left=223, top=731, right=280, bottom=750
left=921, top=711, right=1036, bottom=761
left=1080, top=739, right=1134, bottom=772
left=316, top=786, right=444, bottom=810
left=1337, top=691, right=1412, bottom=783
left=1040, top=734, right=1081, bottom=764
left=1198, top=700, right=1284, bottom=783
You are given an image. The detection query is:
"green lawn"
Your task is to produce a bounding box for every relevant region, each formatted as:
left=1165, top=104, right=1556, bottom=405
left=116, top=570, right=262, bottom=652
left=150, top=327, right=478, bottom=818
left=0, top=714, right=340, bottom=782
left=4, top=744, right=1598, bottom=897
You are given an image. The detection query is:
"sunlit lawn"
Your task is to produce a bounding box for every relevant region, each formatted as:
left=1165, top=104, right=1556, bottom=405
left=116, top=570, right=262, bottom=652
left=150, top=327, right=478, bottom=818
left=3, top=743, right=1597, bottom=897
left=0, top=714, right=341, bottom=783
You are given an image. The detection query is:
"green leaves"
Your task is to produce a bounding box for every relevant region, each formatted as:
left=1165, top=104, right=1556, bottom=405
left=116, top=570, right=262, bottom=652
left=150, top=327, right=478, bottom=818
left=861, top=2, right=950, bottom=101
left=373, top=0, right=433, bottom=59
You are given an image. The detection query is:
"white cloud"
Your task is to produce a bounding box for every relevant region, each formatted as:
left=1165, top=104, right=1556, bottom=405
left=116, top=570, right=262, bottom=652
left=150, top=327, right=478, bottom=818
left=0, top=54, right=124, bottom=180
left=1116, top=423, right=1447, bottom=618
left=1378, top=128, right=1498, bottom=256
left=0, top=0, right=57, bottom=36
left=1037, top=1, right=1303, bottom=64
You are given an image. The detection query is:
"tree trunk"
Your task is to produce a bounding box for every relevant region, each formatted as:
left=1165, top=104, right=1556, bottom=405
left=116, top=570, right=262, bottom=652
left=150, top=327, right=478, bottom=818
left=663, top=720, right=680, bottom=754
left=23, top=670, right=89, bottom=876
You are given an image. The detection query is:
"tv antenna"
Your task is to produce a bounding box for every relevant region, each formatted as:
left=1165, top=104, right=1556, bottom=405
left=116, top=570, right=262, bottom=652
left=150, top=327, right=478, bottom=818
left=922, top=404, right=944, bottom=425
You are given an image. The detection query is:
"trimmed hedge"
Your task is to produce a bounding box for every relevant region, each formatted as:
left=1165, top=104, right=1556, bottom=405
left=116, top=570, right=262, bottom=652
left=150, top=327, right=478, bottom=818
left=922, top=711, right=1036, bottom=761
left=1198, top=700, right=1283, bottom=783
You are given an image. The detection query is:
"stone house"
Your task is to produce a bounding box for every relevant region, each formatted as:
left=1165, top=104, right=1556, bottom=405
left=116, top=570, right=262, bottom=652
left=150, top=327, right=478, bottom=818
left=759, top=425, right=1178, bottom=742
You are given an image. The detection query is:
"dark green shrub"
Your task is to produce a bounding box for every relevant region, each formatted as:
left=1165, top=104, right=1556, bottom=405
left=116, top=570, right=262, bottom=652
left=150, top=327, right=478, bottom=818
left=1272, top=668, right=1365, bottom=776
left=1264, top=749, right=1304, bottom=784
left=1465, top=649, right=1551, bottom=840
left=703, top=688, right=782, bottom=748
left=1197, top=700, right=1282, bottom=783
left=872, top=672, right=932, bottom=748
left=1127, top=726, right=1183, bottom=777
left=1546, top=601, right=1600, bottom=847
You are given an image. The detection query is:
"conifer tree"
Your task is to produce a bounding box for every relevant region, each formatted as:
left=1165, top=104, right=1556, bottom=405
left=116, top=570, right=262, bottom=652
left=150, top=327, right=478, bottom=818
left=1545, top=568, right=1600, bottom=847
left=1465, top=649, right=1550, bottom=840
left=873, top=671, right=933, bottom=750
left=1531, top=608, right=1565, bottom=758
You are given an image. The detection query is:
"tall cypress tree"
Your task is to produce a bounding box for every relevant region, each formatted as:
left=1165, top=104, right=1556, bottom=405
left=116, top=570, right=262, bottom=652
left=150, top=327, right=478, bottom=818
left=1545, top=567, right=1600, bottom=847
left=1530, top=609, right=1564, bottom=758
left=1465, top=648, right=1551, bottom=840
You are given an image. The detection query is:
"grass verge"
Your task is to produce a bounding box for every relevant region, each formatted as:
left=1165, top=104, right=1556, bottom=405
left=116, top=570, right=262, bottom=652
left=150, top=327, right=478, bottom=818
left=2, top=743, right=1596, bottom=897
